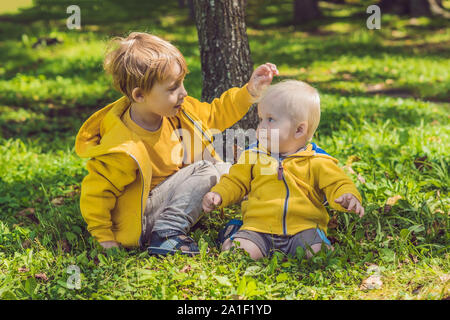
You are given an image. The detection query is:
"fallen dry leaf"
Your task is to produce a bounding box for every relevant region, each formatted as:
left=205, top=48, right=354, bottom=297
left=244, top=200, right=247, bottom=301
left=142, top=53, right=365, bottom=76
left=430, top=120, right=440, bottom=126
left=386, top=195, right=403, bottom=206
left=34, top=273, right=49, bottom=282
left=51, top=197, right=65, bottom=206
left=366, top=83, right=387, bottom=92
left=342, top=73, right=353, bottom=80
left=18, top=208, right=35, bottom=215
left=180, top=265, right=191, bottom=273
left=17, top=208, right=39, bottom=224
left=360, top=275, right=383, bottom=290
left=18, top=267, right=30, bottom=273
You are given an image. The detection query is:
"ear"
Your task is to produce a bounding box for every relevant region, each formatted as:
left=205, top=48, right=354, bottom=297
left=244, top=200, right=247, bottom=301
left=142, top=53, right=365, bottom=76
left=131, top=87, right=145, bottom=102
left=294, top=121, right=308, bottom=139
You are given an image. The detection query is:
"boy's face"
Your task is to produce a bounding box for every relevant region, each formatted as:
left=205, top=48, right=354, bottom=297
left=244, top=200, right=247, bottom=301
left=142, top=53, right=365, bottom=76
left=256, top=99, right=307, bottom=155
left=139, top=63, right=188, bottom=117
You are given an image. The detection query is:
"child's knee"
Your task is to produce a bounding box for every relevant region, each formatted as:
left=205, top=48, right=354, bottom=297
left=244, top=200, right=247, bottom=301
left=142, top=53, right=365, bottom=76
left=222, top=237, right=264, bottom=260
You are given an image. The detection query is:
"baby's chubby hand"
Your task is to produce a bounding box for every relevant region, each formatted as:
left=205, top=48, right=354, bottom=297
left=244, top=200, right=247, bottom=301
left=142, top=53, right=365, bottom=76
left=334, top=193, right=365, bottom=218
left=247, top=62, right=279, bottom=99
left=202, top=192, right=222, bottom=213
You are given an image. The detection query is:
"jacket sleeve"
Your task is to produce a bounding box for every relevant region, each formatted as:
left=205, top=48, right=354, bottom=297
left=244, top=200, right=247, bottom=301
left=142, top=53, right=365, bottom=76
left=210, top=151, right=254, bottom=209
left=184, top=83, right=255, bottom=132
left=312, top=157, right=362, bottom=212
left=80, top=153, right=138, bottom=243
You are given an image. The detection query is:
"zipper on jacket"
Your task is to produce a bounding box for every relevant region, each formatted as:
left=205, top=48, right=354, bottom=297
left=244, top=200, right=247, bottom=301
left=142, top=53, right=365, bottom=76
left=250, top=147, right=291, bottom=235
left=250, top=147, right=310, bottom=235
left=181, top=109, right=213, bottom=144
left=277, top=160, right=283, bottom=180
left=279, top=159, right=290, bottom=235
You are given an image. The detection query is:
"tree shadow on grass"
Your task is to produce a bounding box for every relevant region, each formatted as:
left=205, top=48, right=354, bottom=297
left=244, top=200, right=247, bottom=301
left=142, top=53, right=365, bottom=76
left=250, top=32, right=449, bottom=70
left=0, top=105, right=92, bottom=152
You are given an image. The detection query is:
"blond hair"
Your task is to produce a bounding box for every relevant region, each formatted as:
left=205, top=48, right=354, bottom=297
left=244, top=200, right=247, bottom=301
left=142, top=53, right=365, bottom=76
left=259, top=80, right=321, bottom=141
left=103, top=32, right=188, bottom=101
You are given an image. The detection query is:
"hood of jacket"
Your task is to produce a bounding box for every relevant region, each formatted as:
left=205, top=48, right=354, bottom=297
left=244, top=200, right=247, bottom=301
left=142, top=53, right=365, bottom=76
left=75, top=96, right=144, bottom=158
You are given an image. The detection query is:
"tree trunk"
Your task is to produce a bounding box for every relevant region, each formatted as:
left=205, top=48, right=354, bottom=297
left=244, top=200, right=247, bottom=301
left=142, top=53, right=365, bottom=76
left=293, top=0, right=322, bottom=25
left=379, top=0, right=449, bottom=17
left=410, top=0, right=432, bottom=16
left=193, top=0, right=255, bottom=131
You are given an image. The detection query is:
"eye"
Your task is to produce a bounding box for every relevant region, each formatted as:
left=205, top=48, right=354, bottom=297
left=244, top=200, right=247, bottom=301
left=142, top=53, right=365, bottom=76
left=268, top=117, right=274, bottom=122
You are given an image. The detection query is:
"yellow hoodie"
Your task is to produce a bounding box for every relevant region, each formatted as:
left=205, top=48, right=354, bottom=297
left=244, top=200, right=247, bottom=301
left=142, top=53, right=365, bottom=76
left=210, top=142, right=362, bottom=236
left=75, top=84, right=254, bottom=248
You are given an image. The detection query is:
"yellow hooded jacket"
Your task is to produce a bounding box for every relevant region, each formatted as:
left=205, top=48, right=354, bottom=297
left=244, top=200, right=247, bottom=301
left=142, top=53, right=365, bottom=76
left=75, top=84, right=254, bottom=248
left=210, top=142, right=362, bottom=235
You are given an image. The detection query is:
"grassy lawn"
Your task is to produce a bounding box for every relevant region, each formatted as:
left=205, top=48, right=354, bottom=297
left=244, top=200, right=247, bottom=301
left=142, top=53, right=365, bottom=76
left=0, top=1, right=448, bottom=300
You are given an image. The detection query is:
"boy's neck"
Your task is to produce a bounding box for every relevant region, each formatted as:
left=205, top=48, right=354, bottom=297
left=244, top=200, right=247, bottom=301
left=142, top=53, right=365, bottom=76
left=279, top=143, right=308, bottom=157
left=129, top=103, right=163, bottom=132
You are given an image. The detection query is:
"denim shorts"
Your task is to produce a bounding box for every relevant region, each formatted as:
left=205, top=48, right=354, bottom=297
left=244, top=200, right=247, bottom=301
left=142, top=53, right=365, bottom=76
left=231, top=228, right=331, bottom=257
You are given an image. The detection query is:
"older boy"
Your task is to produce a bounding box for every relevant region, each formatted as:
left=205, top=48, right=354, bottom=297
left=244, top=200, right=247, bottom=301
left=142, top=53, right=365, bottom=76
left=75, top=32, right=278, bottom=254
left=202, top=80, right=364, bottom=259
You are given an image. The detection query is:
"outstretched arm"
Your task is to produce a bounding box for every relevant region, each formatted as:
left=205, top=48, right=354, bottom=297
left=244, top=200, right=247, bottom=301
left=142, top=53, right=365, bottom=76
left=184, top=63, right=279, bottom=132
left=313, top=157, right=364, bottom=218
left=204, top=151, right=255, bottom=212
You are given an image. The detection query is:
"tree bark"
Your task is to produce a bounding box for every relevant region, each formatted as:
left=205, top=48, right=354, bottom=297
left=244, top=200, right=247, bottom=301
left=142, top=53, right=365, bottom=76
left=410, top=0, right=432, bottom=16
left=379, top=0, right=449, bottom=17
left=293, top=0, right=322, bottom=25
left=193, top=0, right=256, bottom=131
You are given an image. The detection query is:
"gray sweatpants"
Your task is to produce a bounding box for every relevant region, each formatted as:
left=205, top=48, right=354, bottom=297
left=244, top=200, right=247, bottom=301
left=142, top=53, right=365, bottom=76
left=140, top=160, right=231, bottom=247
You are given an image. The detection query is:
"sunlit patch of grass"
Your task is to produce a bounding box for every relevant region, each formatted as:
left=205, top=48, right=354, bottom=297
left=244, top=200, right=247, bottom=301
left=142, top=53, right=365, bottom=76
left=0, top=105, right=45, bottom=123
left=0, top=3, right=448, bottom=300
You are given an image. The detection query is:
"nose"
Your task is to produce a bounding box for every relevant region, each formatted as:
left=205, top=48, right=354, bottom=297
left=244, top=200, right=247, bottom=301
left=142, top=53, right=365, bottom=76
left=180, top=84, right=188, bottom=98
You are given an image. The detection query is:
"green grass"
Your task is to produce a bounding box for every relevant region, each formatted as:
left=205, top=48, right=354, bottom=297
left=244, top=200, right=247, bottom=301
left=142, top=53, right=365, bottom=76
left=0, top=1, right=449, bottom=300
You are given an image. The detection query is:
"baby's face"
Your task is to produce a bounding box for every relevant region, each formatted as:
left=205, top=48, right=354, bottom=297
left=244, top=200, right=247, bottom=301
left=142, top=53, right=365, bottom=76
left=256, top=100, right=305, bottom=155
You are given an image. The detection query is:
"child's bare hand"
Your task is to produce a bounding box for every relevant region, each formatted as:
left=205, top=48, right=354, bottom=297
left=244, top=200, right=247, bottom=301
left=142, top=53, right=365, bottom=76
left=247, top=62, right=279, bottom=99
left=334, top=193, right=365, bottom=218
left=202, top=192, right=222, bottom=213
